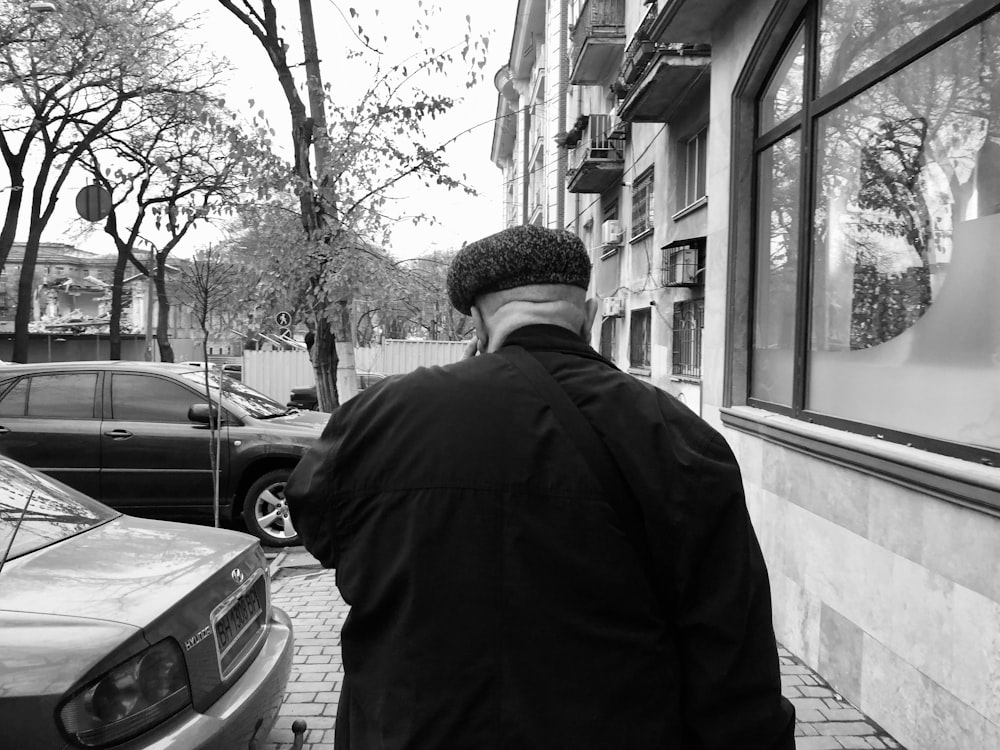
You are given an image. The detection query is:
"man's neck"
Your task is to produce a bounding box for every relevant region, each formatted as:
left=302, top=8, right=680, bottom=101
left=486, top=302, right=582, bottom=352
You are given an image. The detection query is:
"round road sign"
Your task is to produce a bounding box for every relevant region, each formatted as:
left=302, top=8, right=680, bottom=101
left=75, top=184, right=113, bottom=222
left=275, top=311, right=292, bottom=327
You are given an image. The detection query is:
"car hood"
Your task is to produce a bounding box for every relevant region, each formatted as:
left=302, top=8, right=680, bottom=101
left=241, top=409, right=330, bottom=432
left=0, top=515, right=259, bottom=627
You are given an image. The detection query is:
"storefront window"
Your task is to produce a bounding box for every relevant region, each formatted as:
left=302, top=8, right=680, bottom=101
left=751, top=1, right=1000, bottom=459
left=819, top=0, right=961, bottom=94
left=759, top=26, right=804, bottom=132
left=752, top=133, right=801, bottom=406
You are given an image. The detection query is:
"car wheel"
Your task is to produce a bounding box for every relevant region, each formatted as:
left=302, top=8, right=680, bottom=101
left=242, top=469, right=300, bottom=547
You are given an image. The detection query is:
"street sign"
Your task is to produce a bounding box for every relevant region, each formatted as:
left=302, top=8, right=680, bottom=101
left=75, top=184, right=112, bottom=222
left=275, top=311, right=292, bottom=327
left=278, top=327, right=291, bottom=338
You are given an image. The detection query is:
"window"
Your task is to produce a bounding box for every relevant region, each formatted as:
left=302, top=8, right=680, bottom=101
left=679, top=128, right=708, bottom=210
left=629, top=308, right=651, bottom=369
left=0, top=379, right=27, bottom=417
left=673, top=299, right=704, bottom=378
left=26, top=374, right=98, bottom=419
left=747, top=1, right=1000, bottom=462
left=631, top=168, right=654, bottom=237
left=600, top=317, right=617, bottom=360
left=111, top=374, right=199, bottom=423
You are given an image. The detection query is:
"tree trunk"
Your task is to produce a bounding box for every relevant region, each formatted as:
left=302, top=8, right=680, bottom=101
left=109, top=252, right=129, bottom=360
left=312, top=322, right=339, bottom=411
left=12, top=226, right=42, bottom=363
left=154, top=258, right=174, bottom=362
left=0, top=172, right=24, bottom=271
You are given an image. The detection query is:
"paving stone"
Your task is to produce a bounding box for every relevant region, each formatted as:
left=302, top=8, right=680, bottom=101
left=263, top=558, right=909, bottom=750
left=795, top=736, right=843, bottom=749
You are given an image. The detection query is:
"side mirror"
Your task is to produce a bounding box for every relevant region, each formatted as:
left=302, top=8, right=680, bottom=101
left=188, top=403, right=220, bottom=425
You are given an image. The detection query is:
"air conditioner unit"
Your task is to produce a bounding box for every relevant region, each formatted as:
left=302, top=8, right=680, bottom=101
left=602, top=296, right=624, bottom=318
left=601, top=220, right=624, bottom=246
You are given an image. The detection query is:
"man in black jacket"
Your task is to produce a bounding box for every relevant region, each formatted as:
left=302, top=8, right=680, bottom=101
left=285, top=224, right=795, bottom=749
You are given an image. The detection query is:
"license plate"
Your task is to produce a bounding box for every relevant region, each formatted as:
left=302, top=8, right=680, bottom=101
left=210, top=569, right=267, bottom=678
left=215, top=587, right=262, bottom=656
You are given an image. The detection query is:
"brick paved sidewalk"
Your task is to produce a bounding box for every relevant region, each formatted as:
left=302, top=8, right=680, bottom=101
left=264, top=565, right=906, bottom=750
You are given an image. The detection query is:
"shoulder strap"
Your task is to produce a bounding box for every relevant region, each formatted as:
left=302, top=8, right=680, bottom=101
left=497, top=345, right=660, bottom=598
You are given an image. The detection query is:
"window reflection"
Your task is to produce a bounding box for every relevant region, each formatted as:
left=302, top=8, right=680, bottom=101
left=819, top=0, right=961, bottom=93
left=752, top=132, right=802, bottom=406
left=760, top=26, right=805, bottom=133
left=809, top=16, right=1000, bottom=449
left=0, top=459, right=116, bottom=562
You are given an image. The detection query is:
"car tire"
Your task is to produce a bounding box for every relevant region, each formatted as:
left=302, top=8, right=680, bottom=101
left=242, top=469, right=300, bottom=548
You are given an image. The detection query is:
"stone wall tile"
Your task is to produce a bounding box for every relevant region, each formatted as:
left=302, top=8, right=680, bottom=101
left=951, top=584, right=1000, bottom=725
left=819, top=603, right=863, bottom=705
left=861, top=634, right=995, bottom=750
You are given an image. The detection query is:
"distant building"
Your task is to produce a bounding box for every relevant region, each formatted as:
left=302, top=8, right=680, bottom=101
left=1, top=242, right=241, bottom=359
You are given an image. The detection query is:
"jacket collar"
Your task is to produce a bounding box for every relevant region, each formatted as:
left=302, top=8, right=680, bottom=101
left=500, top=324, right=616, bottom=369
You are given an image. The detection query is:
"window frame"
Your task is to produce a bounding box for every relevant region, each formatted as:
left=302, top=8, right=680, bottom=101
left=631, top=167, right=654, bottom=238
left=628, top=307, right=652, bottom=370
left=733, top=0, right=1000, bottom=469
left=599, top=316, right=618, bottom=361
left=679, top=127, right=708, bottom=211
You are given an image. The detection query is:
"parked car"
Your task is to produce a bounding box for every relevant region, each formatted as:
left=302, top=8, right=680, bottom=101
left=287, top=370, right=388, bottom=411
left=179, top=361, right=243, bottom=381
left=0, top=361, right=326, bottom=546
left=0, top=454, right=293, bottom=748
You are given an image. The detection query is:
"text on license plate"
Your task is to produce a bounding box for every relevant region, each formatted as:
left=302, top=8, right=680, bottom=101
left=215, top=587, right=262, bottom=655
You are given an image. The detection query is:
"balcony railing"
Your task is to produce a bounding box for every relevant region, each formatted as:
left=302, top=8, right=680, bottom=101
left=570, top=0, right=626, bottom=85
left=621, top=1, right=662, bottom=86
left=567, top=114, right=625, bottom=194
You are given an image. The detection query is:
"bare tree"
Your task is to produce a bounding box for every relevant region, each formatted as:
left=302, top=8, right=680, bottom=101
left=0, top=0, right=224, bottom=362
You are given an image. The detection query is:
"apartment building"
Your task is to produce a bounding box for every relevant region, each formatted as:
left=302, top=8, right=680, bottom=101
left=491, top=1, right=1000, bottom=746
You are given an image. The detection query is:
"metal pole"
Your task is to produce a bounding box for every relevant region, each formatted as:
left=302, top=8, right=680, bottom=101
left=145, top=249, right=154, bottom=361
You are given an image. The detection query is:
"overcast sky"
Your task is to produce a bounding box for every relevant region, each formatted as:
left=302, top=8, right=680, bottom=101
left=43, top=0, right=517, bottom=261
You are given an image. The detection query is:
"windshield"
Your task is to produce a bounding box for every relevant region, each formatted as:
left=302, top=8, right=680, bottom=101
left=178, top=371, right=288, bottom=418
left=0, top=458, right=118, bottom=564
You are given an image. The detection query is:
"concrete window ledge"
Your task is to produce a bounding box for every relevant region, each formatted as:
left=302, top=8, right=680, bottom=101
left=721, top=405, right=1000, bottom=518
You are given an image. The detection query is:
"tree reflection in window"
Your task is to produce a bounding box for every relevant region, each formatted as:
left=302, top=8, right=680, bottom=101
left=0, top=459, right=115, bottom=563
left=851, top=117, right=930, bottom=350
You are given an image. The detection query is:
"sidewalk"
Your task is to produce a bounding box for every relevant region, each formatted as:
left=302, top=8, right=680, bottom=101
left=263, top=551, right=906, bottom=750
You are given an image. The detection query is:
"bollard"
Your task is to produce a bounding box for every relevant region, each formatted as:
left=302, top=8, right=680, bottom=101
left=290, top=719, right=308, bottom=750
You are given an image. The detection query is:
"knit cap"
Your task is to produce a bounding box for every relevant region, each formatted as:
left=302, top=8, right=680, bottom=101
left=447, top=225, right=592, bottom=315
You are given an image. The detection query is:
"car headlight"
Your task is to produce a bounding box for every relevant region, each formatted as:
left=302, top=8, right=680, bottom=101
left=58, top=639, right=191, bottom=748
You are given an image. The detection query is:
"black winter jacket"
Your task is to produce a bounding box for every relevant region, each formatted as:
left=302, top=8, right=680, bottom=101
left=285, top=324, right=795, bottom=750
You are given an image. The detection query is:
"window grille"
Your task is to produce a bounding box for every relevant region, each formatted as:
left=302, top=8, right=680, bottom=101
left=672, top=298, right=704, bottom=378
left=662, top=238, right=706, bottom=287
left=631, top=168, right=654, bottom=237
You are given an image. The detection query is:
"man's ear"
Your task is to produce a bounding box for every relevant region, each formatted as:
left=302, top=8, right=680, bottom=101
left=580, top=297, right=599, bottom=341
left=470, top=305, right=488, bottom=354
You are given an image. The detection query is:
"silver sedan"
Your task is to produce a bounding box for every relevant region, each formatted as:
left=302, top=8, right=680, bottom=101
left=0, top=456, right=294, bottom=748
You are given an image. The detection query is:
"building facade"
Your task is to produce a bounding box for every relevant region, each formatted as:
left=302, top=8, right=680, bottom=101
left=491, top=1, right=1000, bottom=747
left=1, top=242, right=241, bottom=360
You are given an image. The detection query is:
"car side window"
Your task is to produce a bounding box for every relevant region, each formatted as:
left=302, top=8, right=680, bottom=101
left=111, top=374, right=201, bottom=423
left=27, top=373, right=98, bottom=419
left=0, top=378, right=27, bottom=417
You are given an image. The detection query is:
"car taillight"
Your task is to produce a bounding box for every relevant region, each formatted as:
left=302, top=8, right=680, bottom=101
left=58, top=639, right=191, bottom=748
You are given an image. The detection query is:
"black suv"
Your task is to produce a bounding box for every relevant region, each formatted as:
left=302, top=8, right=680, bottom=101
left=0, top=361, right=326, bottom=546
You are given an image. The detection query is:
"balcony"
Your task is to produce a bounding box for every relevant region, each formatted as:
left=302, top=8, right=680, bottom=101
left=620, top=2, right=661, bottom=86
left=617, top=43, right=711, bottom=123
left=569, top=0, right=626, bottom=85
left=567, top=114, right=625, bottom=194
